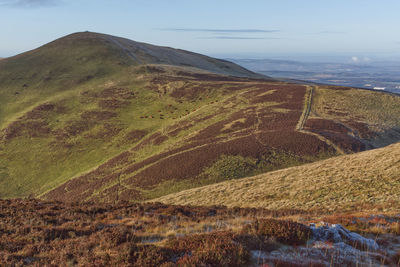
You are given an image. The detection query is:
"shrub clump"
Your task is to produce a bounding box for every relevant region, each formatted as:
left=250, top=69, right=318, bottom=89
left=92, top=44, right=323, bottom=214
left=166, top=231, right=250, bottom=267
left=242, top=218, right=312, bottom=246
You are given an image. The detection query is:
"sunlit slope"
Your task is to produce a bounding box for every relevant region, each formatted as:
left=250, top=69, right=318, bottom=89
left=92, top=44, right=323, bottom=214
left=1, top=32, right=400, bottom=201
left=155, top=142, right=400, bottom=212
left=0, top=32, right=264, bottom=199
left=305, top=85, right=400, bottom=150
left=42, top=76, right=334, bottom=202
left=43, top=82, right=400, bottom=203
left=0, top=33, right=128, bottom=128
left=0, top=31, right=262, bottom=128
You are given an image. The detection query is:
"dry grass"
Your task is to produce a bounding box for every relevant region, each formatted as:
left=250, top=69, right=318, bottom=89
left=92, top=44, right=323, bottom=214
left=312, top=87, right=400, bottom=128
left=311, top=86, right=400, bottom=147
left=154, top=142, right=400, bottom=212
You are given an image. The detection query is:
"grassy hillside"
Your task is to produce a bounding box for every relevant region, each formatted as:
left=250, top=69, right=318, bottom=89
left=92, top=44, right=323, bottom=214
left=1, top=32, right=400, bottom=201
left=155, top=142, right=400, bottom=212
left=308, top=86, right=400, bottom=149
left=0, top=32, right=261, bottom=130
left=42, top=75, right=336, bottom=202
left=0, top=33, right=130, bottom=129
left=0, top=32, right=261, bottom=198
left=42, top=80, right=400, bottom=203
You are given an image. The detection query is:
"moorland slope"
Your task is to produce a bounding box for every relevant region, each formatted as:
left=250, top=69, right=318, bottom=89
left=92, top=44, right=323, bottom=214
left=156, top=142, right=400, bottom=212
left=0, top=32, right=399, bottom=202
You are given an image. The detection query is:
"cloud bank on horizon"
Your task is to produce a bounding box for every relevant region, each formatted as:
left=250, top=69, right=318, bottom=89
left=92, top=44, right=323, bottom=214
left=159, top=28, right=280, bottom=33
left=159, top=28, right=280, bottom=42
left=199, top=36, right=281, bottom=40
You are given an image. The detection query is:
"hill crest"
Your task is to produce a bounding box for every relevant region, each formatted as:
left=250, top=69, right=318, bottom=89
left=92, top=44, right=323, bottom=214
left=3, top=31, right=265, bottom=79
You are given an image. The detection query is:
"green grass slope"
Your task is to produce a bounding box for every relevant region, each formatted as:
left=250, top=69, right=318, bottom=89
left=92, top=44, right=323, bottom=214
left=0, top=31, right=262, bottom=129
left=0, top=32, right=263, bottom=198
left=1, top=32, right=400, bottom=202
left=155, top=142, right=400, bottom=212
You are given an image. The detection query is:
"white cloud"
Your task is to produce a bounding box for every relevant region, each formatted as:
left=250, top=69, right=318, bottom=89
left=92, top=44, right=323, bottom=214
left=350, top=56, right=371, bottom=63
left=351, top=56, right=359, bottom=63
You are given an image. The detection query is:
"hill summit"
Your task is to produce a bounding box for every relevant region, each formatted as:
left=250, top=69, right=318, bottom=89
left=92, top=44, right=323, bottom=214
left=2, top=31, right=263, bottom=78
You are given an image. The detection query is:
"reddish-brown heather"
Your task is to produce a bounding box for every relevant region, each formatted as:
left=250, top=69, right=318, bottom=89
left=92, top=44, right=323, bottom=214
left=257, top=131, right=333, bottom=155
left=345, top=121, right=377, bottom=139
left=305, top=119, right=349, bottom=135
left=152, top=134, right=168, bottom=145
left=164, top=120, right=193, bottom=137
left=80, top=110, right=117, bottom=121
left=127, top=135, right=266, bottom=188
left=241, top=218, right=312, bottom=245
left=61, top=120, right=92, bottom=137
left=315, top=131, right=366, bottom=152
left=99, top=87, right=135, bottom=99
left=9, top=199, right=393, bottom=266
left=85, top=123, right=122, bottom=140
left=125, top=129, right=148, bottom=143
left=305, top=118, right=371, bottom=152
left=0, top=199, right=318, bottom=266
left=98, top=99, right=130, bottom=109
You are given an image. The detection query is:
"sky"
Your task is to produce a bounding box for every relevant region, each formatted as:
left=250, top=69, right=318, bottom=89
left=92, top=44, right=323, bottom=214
left=1, top=0, right=400, bottom=61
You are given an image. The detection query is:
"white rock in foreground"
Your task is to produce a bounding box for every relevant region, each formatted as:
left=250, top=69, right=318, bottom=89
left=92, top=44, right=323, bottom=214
left=310, top=223, right=379, bottom=251
left=251, top=224, right=382, bottom=266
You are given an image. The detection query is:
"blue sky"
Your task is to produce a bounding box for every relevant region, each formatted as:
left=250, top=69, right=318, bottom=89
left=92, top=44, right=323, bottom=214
left=1, top=0, right=400, bottom=60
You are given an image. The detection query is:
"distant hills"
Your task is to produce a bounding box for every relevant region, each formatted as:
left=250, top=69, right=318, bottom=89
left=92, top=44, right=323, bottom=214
left=0, top=32, right=399, bottom=202
left=230, top=58, right=400, bottom=94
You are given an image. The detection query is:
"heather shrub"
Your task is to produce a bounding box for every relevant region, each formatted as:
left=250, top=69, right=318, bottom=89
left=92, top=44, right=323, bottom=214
left=167, top=231, right=250, bottom=267
left=242, top=219, right=311, bottom=245
left=128, top=244, right=179, bottom=266
left=234, top=234, right=280, bottom=252
left=392, top=250, right=400, bottom=266
left=99, top=226, right=140, bottom=247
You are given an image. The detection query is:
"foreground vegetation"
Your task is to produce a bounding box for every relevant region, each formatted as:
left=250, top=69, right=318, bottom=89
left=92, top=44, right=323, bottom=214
left=1, top=199, right=399, bottom=266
